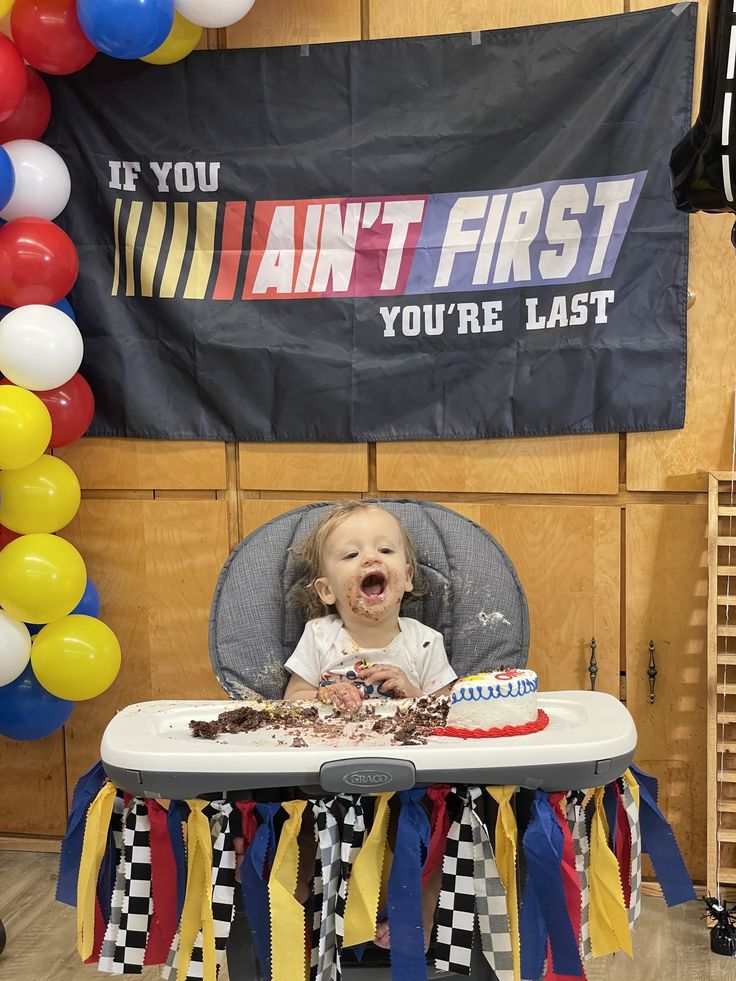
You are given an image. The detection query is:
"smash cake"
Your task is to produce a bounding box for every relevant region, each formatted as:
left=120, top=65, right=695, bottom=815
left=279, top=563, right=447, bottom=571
left=433, top=668, right=549, bottom=738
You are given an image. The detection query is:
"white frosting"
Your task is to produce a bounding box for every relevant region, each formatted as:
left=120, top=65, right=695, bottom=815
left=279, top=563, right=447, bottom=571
left=445, top=669, right=538, bottom=729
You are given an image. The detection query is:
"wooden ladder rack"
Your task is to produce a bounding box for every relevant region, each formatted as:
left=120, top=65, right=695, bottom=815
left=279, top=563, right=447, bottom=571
left=707, top=472, right=736, bottom=894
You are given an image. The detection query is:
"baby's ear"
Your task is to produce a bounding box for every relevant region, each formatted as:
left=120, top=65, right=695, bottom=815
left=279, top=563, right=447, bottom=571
left=404, top=565, right=414, bottom=593
left=313, top=576, right=336, bottom=606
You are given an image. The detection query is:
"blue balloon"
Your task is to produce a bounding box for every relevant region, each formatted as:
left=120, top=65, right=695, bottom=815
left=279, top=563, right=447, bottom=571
left=77, top=0, right=174, bottom=60
left=53, top=297, right=76, bottom=321
left=0, top=664, right=74, bottom=741
left=0, top=146, right=14, bottom=213
left=72, top=577, right=101, bottom=618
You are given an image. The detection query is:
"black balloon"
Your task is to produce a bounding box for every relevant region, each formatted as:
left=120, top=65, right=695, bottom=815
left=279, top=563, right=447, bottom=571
left=670, top=0, right=736, bottom=231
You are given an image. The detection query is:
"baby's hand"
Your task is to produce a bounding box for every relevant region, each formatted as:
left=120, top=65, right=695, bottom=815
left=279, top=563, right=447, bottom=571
left=318, top=680, right=364, bottom=712
left=356, top=663, right=422, bottom=698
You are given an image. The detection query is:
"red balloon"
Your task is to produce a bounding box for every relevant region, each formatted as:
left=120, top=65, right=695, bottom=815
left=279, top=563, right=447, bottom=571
left=0, top=524, right=21, bottom=550
left=11, top=0, right=97, bottom=76
left=0, top=218, right=79, bottom=308
left=0, top=68, right=52, bottom=142
left=25, top=373, right=95, bottom=447
left=0, top=36, right=28, bottom=123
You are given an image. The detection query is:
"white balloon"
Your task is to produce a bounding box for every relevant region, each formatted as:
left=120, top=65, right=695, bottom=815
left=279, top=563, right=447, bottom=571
left=174, top=0, right=255, bottom=29
left=0, top=304, right=84, bottom=390
left=0, top=611, right=31, bottom=688
left=0, top=140, right=72, bottom=222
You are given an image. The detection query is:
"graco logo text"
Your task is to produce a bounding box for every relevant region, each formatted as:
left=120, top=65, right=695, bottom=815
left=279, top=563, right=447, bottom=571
left=344, top=771, right=392, bottom=787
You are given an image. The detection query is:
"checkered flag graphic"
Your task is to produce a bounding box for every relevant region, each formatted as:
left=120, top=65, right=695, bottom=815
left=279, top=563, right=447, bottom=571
left=567, top=796, right=592, bottom=962
left=334, top=795, right=366, bottom=970
left=98, top=793, right=126, bottom=973
left=98, top=798, right=152, bottom=974
left=621, top=779, right=642, bottom=929
left=434, top=788, right=478, bottom=975
left=467, top=787, right=513, bottom=981
left=162, top=802, right=237, bottom=981
left=311, top=797, right=341, bottom=981
left=310, top=837, right=324, bottom=980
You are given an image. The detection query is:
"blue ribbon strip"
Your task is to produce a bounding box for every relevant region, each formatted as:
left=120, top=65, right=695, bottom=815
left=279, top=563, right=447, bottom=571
left=630, top=764, right=696, bottom=906
left=387, top=788, right=430, bottom=981
left=56, top=759, right=107, bottom=906
left=242, top=801, right=281, bottom=980
left=520, top=790, right=583, bottom=979
left=167, top=800, right=190, bottom=920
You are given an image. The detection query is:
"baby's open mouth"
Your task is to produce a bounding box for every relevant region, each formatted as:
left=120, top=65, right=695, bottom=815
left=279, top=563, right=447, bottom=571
left=360, top=571, right=387, bottom=600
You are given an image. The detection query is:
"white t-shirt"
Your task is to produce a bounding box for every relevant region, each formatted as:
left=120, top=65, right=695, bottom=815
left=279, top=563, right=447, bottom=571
left=284, top=614, right=456, bottom=696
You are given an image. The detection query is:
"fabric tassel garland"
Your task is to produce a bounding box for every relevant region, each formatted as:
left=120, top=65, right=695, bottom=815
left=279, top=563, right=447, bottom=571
left=342, top=793, right=392, bottom=948
left=611, top=782, right=632, bottom=911
left=58, top=761, right=109, bottom=907
left=621, top=771, right=642, bottom=928
left=334, top=795, right=367, bottom=966
left=269, top=800, right=308, bottom=981
left=545, top=792, right=586, bottom=981
left=167, top=801, right=190, bottom=922
left=566, top=795, right=592, bottom=962
left=144, top=801, right=179, bottom=965
left=76, top=781, right=117, bottom=962
left=422, top=785, right=451, bottom=888
left=241, top=801, right=281, bottom=980
left=313, top=797, right=342, bottom=981
left=169, top=800, right=217, bottom=981
left=386, top=788, right=430, bottom=981
left=588, top=787, right=632, bottom=958
left=519, top=790, right=583, bottom=979
left=628, top=765, right=696, bottom=907
left=487, top=785, right=520, bottom=981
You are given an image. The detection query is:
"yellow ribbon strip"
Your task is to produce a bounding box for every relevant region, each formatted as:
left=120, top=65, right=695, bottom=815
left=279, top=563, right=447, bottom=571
left=622, top=768, right=640, bottom=811
left=177, top=800, right=216, bottom=981
left=589, top=787, right=633, bottom=958
left=487, top=786, right=520, bottom=981
left=269, top=800, right=308, bottom=981
left=76, top=782, right=117, bottom=961
left=343, top=793, right=393, bottom=947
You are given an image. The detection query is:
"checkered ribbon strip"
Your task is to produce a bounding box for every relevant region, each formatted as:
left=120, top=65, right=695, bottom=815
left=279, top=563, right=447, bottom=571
left=312, top=797, right=341, bottom=981
left=162, top=802, right=237, bottom=981
left=435, top=787, right=513, bottom=978
left=621, top=779, right=642, bottom=928
left=567, top=796, right=591, bottom=962
left=334, top=795, right=366, bottom=969
left=99, top=798, right=152, bottom=974
left=310, top=833, right=324, bottom=980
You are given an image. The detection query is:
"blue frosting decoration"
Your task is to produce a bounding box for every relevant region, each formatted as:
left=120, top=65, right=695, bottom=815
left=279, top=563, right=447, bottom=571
left=451, top=676, right=538, bottom=703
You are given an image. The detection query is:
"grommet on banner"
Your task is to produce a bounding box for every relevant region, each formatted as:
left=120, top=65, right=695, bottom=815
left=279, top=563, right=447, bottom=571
left=470, top=31, right=481, bottom=45
left=300, top=45, right=310, bottom=57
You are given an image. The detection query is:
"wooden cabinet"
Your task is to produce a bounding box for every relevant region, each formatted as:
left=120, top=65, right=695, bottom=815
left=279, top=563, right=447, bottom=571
left=625, top=504, right=708, bottom=880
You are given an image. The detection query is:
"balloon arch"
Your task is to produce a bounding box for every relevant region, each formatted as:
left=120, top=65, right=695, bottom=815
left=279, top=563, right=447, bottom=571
left=0, top=0, right=256, bottom=741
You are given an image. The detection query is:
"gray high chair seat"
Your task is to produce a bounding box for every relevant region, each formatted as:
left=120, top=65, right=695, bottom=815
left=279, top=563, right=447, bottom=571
left=210, top=499, right=530, bottom=981
left=209, top=499, right=529, bottom=698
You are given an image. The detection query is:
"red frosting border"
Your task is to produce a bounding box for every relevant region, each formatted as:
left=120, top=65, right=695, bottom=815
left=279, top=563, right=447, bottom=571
left=431, top=708, right=550, bottom=739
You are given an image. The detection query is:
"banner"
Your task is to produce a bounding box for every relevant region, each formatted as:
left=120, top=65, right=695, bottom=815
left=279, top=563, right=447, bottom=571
left=44, top=4, right=695, bottom=442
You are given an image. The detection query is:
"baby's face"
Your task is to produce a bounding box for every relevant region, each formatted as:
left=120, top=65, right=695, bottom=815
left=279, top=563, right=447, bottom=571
left=314, top=509, right=413, bottom=624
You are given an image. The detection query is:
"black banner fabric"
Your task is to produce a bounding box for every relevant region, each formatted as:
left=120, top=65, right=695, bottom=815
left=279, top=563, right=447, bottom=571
left=45, top=4, right=695, bottom=442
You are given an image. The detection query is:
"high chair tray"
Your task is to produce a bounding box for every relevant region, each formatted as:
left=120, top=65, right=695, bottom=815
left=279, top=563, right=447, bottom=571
left=101, top=691, right=636, bottom=798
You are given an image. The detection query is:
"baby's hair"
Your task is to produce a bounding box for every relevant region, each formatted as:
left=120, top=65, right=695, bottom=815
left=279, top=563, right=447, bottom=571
left=289, top=500, right=426, bottom=619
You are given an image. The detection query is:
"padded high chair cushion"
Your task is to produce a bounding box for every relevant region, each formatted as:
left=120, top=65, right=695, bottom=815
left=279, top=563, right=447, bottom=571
left=209, top=499, right=529, bottom=699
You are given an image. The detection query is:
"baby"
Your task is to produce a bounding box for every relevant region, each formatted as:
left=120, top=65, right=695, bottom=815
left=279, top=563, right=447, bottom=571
left=284, top=500, right=457, bottom=711
left=284, top=500, right=456, bottom=950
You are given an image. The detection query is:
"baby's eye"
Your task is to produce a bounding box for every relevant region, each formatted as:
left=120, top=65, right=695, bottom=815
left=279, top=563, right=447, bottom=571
left=342, top=551, right=358, bottom=560
left=378, top=547, right=394, bottom=554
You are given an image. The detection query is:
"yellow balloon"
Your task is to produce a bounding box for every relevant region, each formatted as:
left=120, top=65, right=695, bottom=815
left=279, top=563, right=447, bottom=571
left=0, top=0, right=15, bottom=18
left=0, top=455, right=81, bottom=534
left=141, top=12, right=203, bottom=64
left=0, top=386, right=52, bottom=470
left=0, top=533, right=86, bottom=623
left=32, top=615, right=121, bottom=700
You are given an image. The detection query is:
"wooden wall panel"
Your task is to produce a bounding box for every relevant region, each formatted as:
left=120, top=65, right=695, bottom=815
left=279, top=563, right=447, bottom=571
left=225, top=0, right=361, bottom=47
left=626, top=504, right=708, bottom=880
left=239, top=444, right=369, bottom=491
left=377, top=436, right=619, bottom=495
left=0, top=733, right=68, bottom=836
left=366, top=1, right=622, bottom=38
left=441, top=503, right=621, bottom=695
left=55, top=439, right=228, bottom=490
left=59, top=500, right=230, bottom=797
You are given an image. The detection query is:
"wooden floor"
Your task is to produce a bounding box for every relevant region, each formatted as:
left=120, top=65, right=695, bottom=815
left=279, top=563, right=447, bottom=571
left=1, top=850, right=734, bottom=980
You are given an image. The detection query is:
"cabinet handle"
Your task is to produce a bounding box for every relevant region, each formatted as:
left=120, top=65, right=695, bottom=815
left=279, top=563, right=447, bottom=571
left=647, top=640, right=657, bottom=704
left=588, top=637, right=598, bottom=691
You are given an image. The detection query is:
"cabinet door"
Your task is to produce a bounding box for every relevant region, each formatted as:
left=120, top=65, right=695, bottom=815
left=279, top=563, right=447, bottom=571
left=626, top=504, right=707, bottom=880
left=440, top=503, right=621, bottom=695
